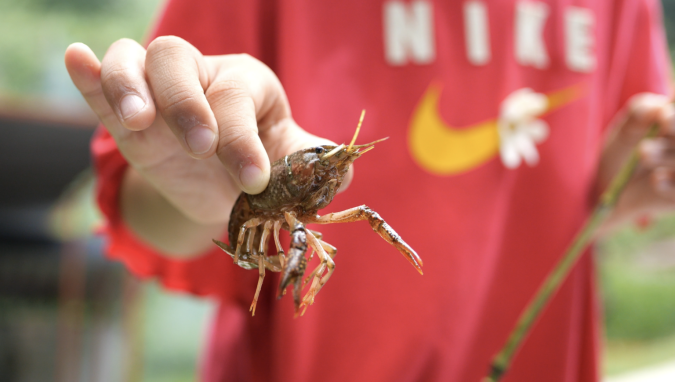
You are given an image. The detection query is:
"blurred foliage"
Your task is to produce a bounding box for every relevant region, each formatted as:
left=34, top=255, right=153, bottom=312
left=600, top=246, right=675, bottom=339
left=604, top=333, right=675, bottom=375
left=598, top=215, right=675, bottom=374
left=663, top=0, right=675, bottom=50
left=141, top=283, right=214, bottom=382
left=27, top=0, right=116, bottom=14
left=0, top=0, right=161, bottom=99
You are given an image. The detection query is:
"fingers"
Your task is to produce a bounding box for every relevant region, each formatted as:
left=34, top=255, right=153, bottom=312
left=615, top=93, right=673, bottom=146
left=641, top=140, right=675, bottom=200
left=652, top=167, right=675, bottom=198
left=609, top=167, right=675, bottom=228
left=640, top=137, right=675, bottom=167
left=601, top=94, right=675, bottom=230
left=598, top=93, right=673, bottom=192
left=203, top=54, right=281, bottom=194
left=66, top=40, right=156, bottom=141
left=68, top=38, right=355, bottom=197
left=201, top=53, right=353, bottom=195
left=100, top=38, right=156, bottom=131
left=65, top=43, right=127, bottom=138
left=145, top=36, right=220, bottom=159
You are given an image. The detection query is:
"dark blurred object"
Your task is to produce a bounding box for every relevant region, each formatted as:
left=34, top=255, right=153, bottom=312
left=0, top=98, right=141, bottom=382
left=27, top=0, right=118, bottom=15
left=663, top=0, right=675, bottom=52
left=0, top=96, right=96, bottom=240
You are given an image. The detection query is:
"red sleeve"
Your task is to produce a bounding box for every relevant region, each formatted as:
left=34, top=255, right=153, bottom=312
left=91, top=0, right=275, bottom=300
left=92, top=128, right=242, bottom=301
left=603, top=0, right=672, bottom=123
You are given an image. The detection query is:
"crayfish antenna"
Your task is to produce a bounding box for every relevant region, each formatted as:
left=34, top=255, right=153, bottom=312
left=352, top=136, right=389, bottom=150
left=321, top=144, right=345, bottom=160
left=347, top=109, right=366, bottom=153
left=356, top=146, right=375, bottom=157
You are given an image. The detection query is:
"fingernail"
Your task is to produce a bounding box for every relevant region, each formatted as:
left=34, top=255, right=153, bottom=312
left=239, top=164, right=266, bottom=193
left=119, top=95, right=145, bottom=120
left=186, top=126, right=216, bottom=155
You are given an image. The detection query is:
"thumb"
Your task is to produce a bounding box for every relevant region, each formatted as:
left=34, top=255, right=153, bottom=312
left=258, top=118, right=354, bottom=193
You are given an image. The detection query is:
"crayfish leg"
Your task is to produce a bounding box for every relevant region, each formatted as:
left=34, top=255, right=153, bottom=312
left=303, top=238, right=336, bottom=287
left=299, top=231, right=335, bottom=315
left=307, top=229, right=323, bottom=240
left=273, top=220, right=285, bottom=269
left=235, top=218, right=263, bottom=263
left=249, top=221, right=274, bottom=316
left=249, top=251, right=265, bottom=316
left=310, top=205, right=423, bottom=274
left=212, top=239, right=234, bottom=256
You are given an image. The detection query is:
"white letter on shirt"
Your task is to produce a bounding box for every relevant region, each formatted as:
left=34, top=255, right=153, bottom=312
left=515, top=1, right=549, bottom=69
left=464, top=1, right=491, bottom=65
left=383, top=0, right=435, bottom=66
left=565, top=7, right=596, bottom=73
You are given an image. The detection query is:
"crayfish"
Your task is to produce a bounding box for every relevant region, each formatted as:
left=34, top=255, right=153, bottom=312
left=213, top=111, right=423, bottom=316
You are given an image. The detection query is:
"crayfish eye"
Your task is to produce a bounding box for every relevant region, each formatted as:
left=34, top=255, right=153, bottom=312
left=315, top=147, right=325, bottom=154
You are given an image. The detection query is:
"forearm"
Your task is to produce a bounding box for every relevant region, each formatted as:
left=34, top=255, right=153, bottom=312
left=120, top=167, right=227, bottom=258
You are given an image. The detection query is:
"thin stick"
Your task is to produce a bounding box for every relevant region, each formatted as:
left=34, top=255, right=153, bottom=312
left=484, top=125, right=658, bottom=382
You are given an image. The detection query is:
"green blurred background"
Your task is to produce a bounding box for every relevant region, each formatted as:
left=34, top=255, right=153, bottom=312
left=2, top=0, right=675, bottom=380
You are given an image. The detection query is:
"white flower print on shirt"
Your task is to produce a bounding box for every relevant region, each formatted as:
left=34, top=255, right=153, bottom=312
left=497, top=88, right=550, bottom=169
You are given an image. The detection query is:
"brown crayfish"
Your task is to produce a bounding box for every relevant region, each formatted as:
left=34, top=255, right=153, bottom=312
left=213, top=111, right=423, bottom=316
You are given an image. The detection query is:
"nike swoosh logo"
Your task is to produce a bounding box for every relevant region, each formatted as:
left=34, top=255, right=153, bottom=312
left=408, top=82, right=586, bottom=175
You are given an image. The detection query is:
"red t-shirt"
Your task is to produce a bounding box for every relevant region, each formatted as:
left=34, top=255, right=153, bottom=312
left=92, top=0, right=671, bottom=381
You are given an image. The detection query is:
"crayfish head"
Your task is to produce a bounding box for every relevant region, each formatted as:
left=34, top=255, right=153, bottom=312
left=288, top=110, right=387, bottom=211
left=318, top=110, right=388, bottom=176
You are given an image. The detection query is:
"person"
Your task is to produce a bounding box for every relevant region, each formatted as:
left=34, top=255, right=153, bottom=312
left=65, top=0, right=675, bottom=380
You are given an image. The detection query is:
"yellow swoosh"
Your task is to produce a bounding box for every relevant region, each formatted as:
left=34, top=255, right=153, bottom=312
left=408, top=82, right=586, bottom=175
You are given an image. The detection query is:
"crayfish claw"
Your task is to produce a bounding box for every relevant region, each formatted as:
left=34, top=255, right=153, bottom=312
left=278, top=216, right=309, bottom=313
left=395, top=240, right=424, bottom=275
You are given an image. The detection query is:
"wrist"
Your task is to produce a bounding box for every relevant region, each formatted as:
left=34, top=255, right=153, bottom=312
left=120, top=167, right=227, bottom=258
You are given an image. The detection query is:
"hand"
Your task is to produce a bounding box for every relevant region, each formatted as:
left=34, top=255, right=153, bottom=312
left=597, top=93, right=675, bottom=232
left=65, top=37, right=351, bottom=255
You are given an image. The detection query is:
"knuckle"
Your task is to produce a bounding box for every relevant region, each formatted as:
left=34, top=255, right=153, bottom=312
left=99, top=66, right=142, bottom=105
left=216, top=122, right=262, bottom=163
left=217, top=131, right=251, bottom=157
left=147, top=35, right=185, bottom=55
left=146, top=36, right=193, bottom=69
left=238, top=53, right=271, bottom=73
left=206, top=78, right=250, bottom=104
left=80, top=84, right=104, bottom=100
left=157, top=82, right=197, bottom=113
left=100, top=64, right=130, bottom=89
left=109, top=37, right=138, bottom=52
left=235, top=53, right=270, bottom=75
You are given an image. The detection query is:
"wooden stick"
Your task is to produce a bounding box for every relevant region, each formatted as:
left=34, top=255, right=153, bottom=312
left=484, top=125, right=658, bottom=382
